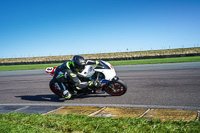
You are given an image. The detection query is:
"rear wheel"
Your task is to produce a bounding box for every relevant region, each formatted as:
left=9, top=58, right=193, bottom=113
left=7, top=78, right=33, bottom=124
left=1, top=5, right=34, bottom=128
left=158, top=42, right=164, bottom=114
left=104, top=79, right=127, bottom=96
left=49, top=79, right=62, bottom=97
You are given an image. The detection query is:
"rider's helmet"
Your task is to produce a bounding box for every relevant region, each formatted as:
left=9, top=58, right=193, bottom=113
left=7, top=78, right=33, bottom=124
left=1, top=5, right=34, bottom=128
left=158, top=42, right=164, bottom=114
left=72, top=55, right=86, bottom=72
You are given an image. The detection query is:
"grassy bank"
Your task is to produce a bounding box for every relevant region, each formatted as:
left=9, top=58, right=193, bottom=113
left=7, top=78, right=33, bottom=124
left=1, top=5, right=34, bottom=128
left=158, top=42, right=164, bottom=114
left=0, top=63, right=61, bottom=71
left=0, top=113, right=200, bottom=133
left=0, top=56, right=200, bottom=71
left=0, top=47, right=200, bottom=64
left=109, top=56, right=200, bottom=66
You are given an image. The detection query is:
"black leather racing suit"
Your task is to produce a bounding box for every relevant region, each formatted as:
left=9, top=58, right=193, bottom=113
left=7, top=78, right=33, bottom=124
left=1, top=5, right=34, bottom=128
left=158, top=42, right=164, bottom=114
left=53, top=60, right=98, bottom=94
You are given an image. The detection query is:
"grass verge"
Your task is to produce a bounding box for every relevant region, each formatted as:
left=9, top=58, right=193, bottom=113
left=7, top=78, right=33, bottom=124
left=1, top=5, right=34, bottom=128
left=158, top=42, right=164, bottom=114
left=1, top=47, right=200, bottom=64
left=109, top=56, right=200, bottom=66
left=0, top=63, right=62, bottom=71
left=0, top=113, right=200, bottom=133
left=0, top=56, right=200, bottom=71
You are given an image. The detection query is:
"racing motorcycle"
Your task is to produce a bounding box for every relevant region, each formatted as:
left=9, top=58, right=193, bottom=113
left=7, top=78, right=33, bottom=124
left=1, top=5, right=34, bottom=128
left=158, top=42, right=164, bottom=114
left=45, top=60, right=127, bottom=98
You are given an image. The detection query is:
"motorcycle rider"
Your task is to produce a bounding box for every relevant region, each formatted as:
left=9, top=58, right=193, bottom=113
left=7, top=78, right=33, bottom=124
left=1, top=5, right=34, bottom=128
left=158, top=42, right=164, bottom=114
left=53, top=55, right=101, bottom=99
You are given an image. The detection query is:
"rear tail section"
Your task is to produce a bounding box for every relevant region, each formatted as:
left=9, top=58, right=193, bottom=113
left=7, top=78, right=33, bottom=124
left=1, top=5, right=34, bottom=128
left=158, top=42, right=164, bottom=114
left=45, top=67, right=57, bottom=76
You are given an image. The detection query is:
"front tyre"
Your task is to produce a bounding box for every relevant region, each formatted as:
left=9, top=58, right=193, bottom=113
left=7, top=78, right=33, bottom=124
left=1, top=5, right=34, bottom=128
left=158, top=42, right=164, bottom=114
left=49, top=79, right=62, bottom=97
left=104, top=79, right=127, bottom=96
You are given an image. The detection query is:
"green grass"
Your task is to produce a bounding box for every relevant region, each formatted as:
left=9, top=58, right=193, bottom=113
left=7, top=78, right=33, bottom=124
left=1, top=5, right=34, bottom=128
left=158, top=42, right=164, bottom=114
left=0, top=56, right=200, bottom=71
left=109, top=56, right=200, bottom=66
left=1, top=47, right=200, bottom=64
left=0, top=63, right=62, bottom=71
left=0, top=113, right=200, bottom=133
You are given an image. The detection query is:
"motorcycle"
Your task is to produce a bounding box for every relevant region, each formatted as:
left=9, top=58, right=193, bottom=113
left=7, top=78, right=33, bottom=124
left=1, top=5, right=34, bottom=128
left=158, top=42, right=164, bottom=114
left=45, top=60, right=127, bottom=98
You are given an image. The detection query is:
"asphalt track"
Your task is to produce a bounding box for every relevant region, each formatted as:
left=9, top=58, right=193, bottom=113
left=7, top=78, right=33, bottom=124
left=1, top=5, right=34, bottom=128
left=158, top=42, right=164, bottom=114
left=0, top=62, right=200, bottom=115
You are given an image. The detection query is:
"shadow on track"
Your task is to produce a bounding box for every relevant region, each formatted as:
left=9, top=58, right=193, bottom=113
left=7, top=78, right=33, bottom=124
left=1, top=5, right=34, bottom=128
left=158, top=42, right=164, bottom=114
left=15, top=94, right=64, bottom=102
left=16, top=94, right=111, bottom=102
left=73, top=94, right=111, bottom=99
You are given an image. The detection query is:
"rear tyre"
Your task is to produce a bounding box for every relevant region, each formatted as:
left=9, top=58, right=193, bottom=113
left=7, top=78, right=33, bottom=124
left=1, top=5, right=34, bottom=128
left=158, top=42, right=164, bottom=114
left=104, top=79, right=127, bottom=96
left=49, top=79, right=62, bottom=97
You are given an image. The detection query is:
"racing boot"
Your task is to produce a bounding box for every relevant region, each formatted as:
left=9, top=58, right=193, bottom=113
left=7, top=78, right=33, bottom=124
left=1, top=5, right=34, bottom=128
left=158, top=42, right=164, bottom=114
left=62, top=90, right=72, bottom=100
left=88, top=80, right=102, bottom=93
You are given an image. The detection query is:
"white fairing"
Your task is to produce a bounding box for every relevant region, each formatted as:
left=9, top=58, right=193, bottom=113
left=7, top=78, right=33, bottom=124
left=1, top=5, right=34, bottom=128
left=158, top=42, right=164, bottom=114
left=78, top=65, right=95, bottom=78
left=77, top=61, right=116, bottom=81
left=95, top=61, right=116, bottom=81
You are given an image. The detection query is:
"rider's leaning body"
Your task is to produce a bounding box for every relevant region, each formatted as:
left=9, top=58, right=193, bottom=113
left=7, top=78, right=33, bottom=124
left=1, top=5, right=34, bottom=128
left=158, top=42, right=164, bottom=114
left=53, top=55, right=100, bottom=99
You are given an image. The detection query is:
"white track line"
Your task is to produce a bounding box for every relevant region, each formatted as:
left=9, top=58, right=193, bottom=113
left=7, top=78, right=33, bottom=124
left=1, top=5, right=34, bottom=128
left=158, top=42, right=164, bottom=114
left=10, top=106, right=30, bottom=112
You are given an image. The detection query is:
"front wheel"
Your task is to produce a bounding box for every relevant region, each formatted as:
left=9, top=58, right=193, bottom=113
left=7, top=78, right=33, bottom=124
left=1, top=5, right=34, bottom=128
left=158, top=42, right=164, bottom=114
left=103, top=79, right=127, bottom=96
left=49, top=79, right=62, bottom=97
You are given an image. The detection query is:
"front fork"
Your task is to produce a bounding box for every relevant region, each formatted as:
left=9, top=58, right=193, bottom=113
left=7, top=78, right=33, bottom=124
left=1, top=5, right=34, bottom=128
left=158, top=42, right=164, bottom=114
left=101, top=76, right=119, bottom=92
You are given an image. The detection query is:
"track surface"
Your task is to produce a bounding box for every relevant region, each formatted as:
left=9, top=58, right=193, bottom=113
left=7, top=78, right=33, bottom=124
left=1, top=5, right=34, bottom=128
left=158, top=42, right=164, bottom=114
left=0, top=62, right=200, bottom=112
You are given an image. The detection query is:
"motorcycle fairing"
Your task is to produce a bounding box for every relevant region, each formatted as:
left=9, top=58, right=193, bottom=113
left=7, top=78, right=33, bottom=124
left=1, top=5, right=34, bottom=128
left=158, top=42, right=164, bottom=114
left=77, top=65, right=95, bottom=78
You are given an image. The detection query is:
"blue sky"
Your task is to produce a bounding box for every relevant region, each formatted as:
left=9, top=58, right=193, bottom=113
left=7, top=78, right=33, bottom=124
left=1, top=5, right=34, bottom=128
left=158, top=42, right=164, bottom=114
left=0, top=0, right=200, bottom=58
